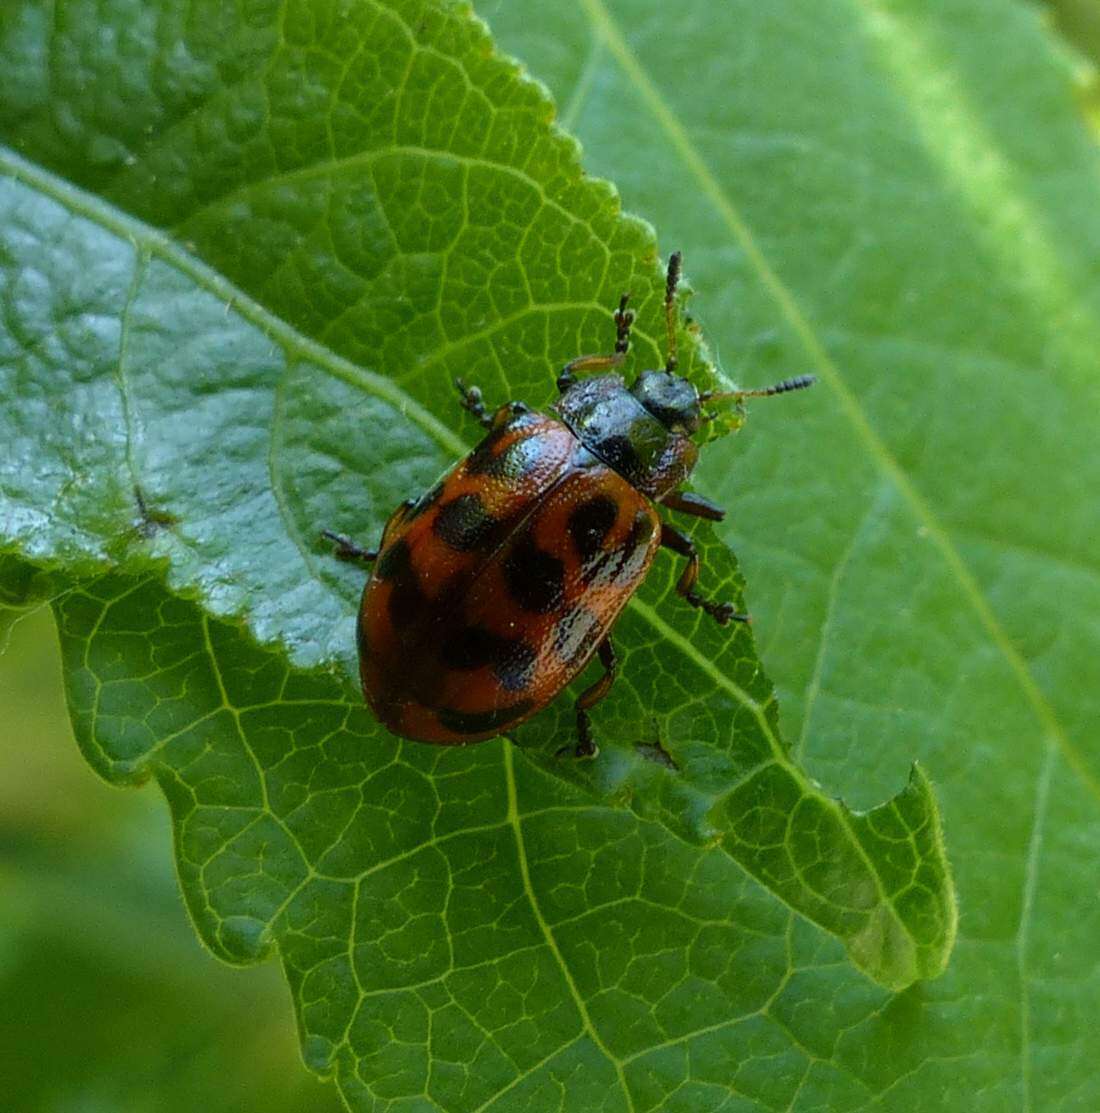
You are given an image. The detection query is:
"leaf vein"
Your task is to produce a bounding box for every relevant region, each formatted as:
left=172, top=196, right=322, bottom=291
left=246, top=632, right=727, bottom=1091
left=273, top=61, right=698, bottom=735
left=503, top=743, right=634, bottom=1111
left=1016, top=741, right=1056, bottom=1113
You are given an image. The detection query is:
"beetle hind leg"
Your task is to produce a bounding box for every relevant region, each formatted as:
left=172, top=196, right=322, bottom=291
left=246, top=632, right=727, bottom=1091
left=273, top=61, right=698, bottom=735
left=322, top=529, right=377, bottom=565
left=557, top=294, right=634, bottom=393
left=660, top=523, right=749, bottom=626
left=556, top=636, right=618, bottom=759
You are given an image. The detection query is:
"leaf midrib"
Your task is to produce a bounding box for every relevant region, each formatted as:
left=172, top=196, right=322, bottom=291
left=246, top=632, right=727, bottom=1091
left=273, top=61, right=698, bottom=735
left=1016, top=740, right=1056, bottom=1113
left=0, top=145, right=467, bottom=460
left=502, top=741, right=635, bottom=1110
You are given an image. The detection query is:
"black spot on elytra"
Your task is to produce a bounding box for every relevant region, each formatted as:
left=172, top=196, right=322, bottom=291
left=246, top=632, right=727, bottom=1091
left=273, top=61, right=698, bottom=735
left=433, top=493, right=496, bottom=551
left=432, top=568, right=472, bottom=616
left=496, top=641, right=537, bottom=692
left=466, top=411, right=544, bottom=478
left=376, top=539, right=426, bottom=629
left=568, top=495, right=619, bottom=562
left=596, top=433, right=642, bottom=481
left=389, top=577, right=426, bottom=629
left=504, top=532, right=565, bottom=613
left=437, top=699, right=534, bottom=737
left=465, top=422, right=512, bottom=475
left=441, top=626, right=508, bottom=670
left=376, top=538, right=411, bottom=580
left=440, top=626, right=537, bottom=692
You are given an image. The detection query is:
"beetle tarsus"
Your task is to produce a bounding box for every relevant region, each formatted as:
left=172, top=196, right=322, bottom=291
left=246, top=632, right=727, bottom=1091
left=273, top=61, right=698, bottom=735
left=322, top=529, right=377, bottom=565
left=613, top=292, right=634, bottom=355
left=556, top=709, right=600, bottom=760
left=555, top=636, right=616, bottom=759
left=133, top=484, right=178, bottom=538
left=685, top=593, right=749, bottom=626
left=454, top=378, right=494, bottom=428
left=660, top=523, right=748, bottom=626
left=574, top=710, right=600, bottom=759
left=556, top=294, right=634, bottom=393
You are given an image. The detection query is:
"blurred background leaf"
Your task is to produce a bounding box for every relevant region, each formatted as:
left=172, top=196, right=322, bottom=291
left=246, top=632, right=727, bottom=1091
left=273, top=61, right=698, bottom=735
left=0, top=606, right=343, bottom=1112
left=1042, top=0, right=1100, bottom=64
left=1037, top=0, right=1100, bottom=132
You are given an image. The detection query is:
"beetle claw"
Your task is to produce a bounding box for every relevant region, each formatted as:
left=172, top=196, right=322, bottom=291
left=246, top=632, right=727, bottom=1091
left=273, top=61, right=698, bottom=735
left=556, top=740, right=600, bottom=761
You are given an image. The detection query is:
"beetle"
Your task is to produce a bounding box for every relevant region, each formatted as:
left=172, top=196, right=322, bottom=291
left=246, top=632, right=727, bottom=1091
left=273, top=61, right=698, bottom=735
left=324, top=253, right=813, bottom=757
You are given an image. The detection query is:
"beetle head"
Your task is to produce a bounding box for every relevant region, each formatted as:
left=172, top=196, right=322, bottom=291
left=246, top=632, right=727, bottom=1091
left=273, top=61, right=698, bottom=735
left=629, top=370, right=703, bottom=435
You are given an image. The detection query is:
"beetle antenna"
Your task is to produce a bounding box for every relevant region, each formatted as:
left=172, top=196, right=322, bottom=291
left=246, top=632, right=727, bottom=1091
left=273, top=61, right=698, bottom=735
left=664, top=251, right=682, bottom=374
left=614, top=293, right=634, bottom=355
left=700, top=373, right=816, bottom=404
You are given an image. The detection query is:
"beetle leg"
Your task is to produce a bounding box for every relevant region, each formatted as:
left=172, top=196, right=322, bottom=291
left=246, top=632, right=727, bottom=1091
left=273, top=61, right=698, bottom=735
left=321, top=529, right=377, bottom=565
left=556, top=636, right=617, bottom=759
left=491, top=400, right=530, bottom=427
left=664, top=251, right=682, bottom=374
left=557, top=294, right=634, bottom=393
left=454, top=378, right=495, bottom=429
left=660, top=523, right=748, bottom=625
left=661, top=489, right=726, bottom=522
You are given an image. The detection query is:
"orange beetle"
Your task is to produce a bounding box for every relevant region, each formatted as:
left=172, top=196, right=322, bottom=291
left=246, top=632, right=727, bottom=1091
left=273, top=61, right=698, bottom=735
left=325, top=254, right=813, bottom=756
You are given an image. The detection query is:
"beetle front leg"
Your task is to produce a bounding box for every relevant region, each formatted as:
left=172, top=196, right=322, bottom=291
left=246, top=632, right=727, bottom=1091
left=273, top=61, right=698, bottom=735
left=556, top=636, right=617, bottom=759
left=557, top=294, right=635, bottom=393
left=454, top=378, right=495, bottom=429
left=660, top=523, right=748, bottom=625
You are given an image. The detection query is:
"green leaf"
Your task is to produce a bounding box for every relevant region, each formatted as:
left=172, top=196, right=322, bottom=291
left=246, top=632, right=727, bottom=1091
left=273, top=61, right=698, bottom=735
left=0, top=0, right=983, bottom=1106
left=1042, top=0, right=1100, bottom=67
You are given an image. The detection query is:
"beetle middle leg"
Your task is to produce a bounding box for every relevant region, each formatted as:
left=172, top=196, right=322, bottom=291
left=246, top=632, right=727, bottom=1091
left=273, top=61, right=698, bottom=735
left=557, top=636, right=617, bottom=759
left=662, top=489, right=726, bottom=522
left=557, top=294, right=634, bottom=393
left=660, top=523, right=748, bottom=626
